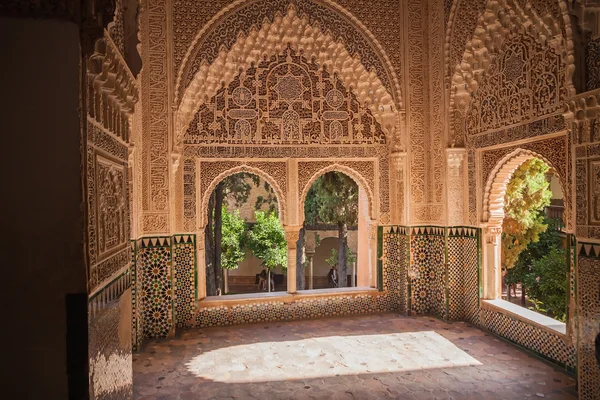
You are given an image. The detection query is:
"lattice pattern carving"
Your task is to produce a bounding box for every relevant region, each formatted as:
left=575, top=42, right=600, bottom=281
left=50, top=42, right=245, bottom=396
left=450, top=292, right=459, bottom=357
left=86, top=33, right=137, bottom=291
left=466, top=34, right=565, bottom=136
left=448, top=0, right=573, bottom=147
left=174, top=0, right=402, bottom=110
left=586, top=37, right=600, bottom=91
left=140, top=0, right=170, bottom=222
left=183, top=47, right=386, bottom=147
left=176, top=4, right=400, bottom=142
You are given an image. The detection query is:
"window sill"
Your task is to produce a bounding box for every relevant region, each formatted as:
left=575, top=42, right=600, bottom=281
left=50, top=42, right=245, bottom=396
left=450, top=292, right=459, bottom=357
left=482, top=299, right=567, bottom=336
left=200, top=286, right=380, bottom=306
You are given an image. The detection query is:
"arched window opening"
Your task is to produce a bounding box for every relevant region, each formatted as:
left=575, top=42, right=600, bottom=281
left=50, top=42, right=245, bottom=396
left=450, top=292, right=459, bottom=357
left=204, top=172, right=285, bottom=296
left=298, top=171, right=370, bottom=291
left=499, top=158, right=568, bottom=323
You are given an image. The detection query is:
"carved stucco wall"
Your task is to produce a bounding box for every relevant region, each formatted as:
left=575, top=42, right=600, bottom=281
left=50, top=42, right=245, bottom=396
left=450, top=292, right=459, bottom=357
left=162, top=0, right=401, bottom=232
left=444, top=0, right=575, bottom=228
left=444, top=2, right=600, bottom=397
left=141, top=0, right=456, bottom=235
left=86, top=25, right=138, bottom=399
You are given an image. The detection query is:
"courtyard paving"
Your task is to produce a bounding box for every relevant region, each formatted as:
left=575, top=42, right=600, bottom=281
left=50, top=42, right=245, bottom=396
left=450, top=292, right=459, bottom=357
left=133, top=313, right=577, bottom=400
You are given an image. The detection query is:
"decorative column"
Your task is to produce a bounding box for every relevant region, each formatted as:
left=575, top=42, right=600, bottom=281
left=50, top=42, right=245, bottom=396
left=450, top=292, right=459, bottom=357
left=446, top=147, right=466, bottom=226
left=368, top=222, right=379, bottom=288
left=482, top=226, right=502, bottom=299
left=389, top=151, right=407, bottom=225
left=306, top=251, right=315, bottom=290
left=196, top=231, right=206, bottom=300
left=284, top=226, right=302, bottom=294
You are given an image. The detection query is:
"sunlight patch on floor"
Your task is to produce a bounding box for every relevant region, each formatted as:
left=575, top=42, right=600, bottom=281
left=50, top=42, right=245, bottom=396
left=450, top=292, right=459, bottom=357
left=185, top=331, right=482, bottom=383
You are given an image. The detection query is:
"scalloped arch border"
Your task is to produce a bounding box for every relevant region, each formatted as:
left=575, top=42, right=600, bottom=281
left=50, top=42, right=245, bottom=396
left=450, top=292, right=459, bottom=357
left=175, top=0, right=402, bottom=107
left=298, top=163, right=375, bottom=222
left=174, top=1, right=403, bottom=143
left=482, top=148, right=565, bottom=226
left=199, top=164, right=287, bottom=229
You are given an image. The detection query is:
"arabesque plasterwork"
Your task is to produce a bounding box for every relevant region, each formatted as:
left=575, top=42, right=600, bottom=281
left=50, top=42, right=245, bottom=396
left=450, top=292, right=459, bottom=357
left=448, top=0, right=574, bottom=148
left=86, top=32, right=138, bottom=291
left=84, top=0, right=600, bottom=396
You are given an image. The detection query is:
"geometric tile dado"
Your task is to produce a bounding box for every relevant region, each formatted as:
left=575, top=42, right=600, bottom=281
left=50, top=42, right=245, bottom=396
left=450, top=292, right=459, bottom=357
left=137, top=237, right=173, bottom=339
left=173, top=234, right=197, bottom=329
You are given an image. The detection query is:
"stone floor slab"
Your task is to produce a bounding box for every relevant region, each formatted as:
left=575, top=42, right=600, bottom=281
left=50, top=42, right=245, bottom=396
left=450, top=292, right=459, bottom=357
left=133, top=314, right=577, bottom=399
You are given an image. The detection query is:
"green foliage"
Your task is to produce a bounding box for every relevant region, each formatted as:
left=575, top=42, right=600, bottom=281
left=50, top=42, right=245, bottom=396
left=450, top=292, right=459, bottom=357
left=505, top=217, right=562, bottom=287
left=305, top=172, right=358, bottom=226
left=347, top=248, right=357, bottom=264
left=220, top=206, right=247, bottom=270
left=247, top=211, right=287, bottom=270
left=254, top=180, right=279, bottom=215
left=325, top=248, right=338, bottom=268
left=325, top=248, right=356, bottom=267
left=502, top=159, right=552, bottom=270
left=222, top=173, right=257, bottom=207
left=524, top=247, right=568, bottom=322
left=314, top=232, right=321, bottom=247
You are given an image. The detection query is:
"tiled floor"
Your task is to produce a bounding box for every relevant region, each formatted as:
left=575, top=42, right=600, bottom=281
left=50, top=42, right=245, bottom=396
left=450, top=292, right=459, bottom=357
left=133, top=314, right=577, bottom=399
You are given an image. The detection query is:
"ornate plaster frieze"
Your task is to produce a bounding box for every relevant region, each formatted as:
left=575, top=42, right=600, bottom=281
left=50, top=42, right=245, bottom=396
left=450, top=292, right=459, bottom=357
left=87, top=33, right=139, bottom=143
left=446, top=147, right=466, bottom=225
left=175, top=5, right=399, bottom=144
left=182, top=46, right=388, bottom=148
left=174, top=0, right=402, bottom=106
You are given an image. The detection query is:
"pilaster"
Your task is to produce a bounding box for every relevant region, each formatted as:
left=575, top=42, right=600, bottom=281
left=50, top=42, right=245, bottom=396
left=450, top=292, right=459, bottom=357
left=446, top=147, right=467, bottom=226
left=284, top=225, right=303, bottom=294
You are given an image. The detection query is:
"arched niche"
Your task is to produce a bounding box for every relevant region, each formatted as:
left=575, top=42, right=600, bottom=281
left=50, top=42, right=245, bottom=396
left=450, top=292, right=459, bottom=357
left=483, top=148, right=565, bottom=227
left=196, top=162, right=287, bottom=299
left=447, top=0, right=574, bottom=147
left=174, top=3, right=402, bottom=149
left=298, top=163, right=376, bottom=222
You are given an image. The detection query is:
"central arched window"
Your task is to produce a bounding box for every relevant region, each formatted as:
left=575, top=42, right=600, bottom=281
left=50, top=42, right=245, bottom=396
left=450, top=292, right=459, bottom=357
left=297, top=171, right=373, bottom=291
left=203, top=172, right=285, bottom=296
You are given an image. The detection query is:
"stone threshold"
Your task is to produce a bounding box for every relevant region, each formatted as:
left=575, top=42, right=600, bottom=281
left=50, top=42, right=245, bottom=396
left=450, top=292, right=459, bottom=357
left=482, top=299, right=567, bottom=336
left=199, top=286, right=380, bottom=307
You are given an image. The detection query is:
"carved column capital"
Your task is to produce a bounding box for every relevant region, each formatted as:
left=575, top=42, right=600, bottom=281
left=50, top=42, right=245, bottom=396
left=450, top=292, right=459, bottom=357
left=389, top=152, right=408, bottom=174
left=284, top=225, right=303, bottom=249
left=446, top=147, right=466, bottom=178
left=171, top=152, right=182, bottom=175
left=485, top=226, right=502, bottom=244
